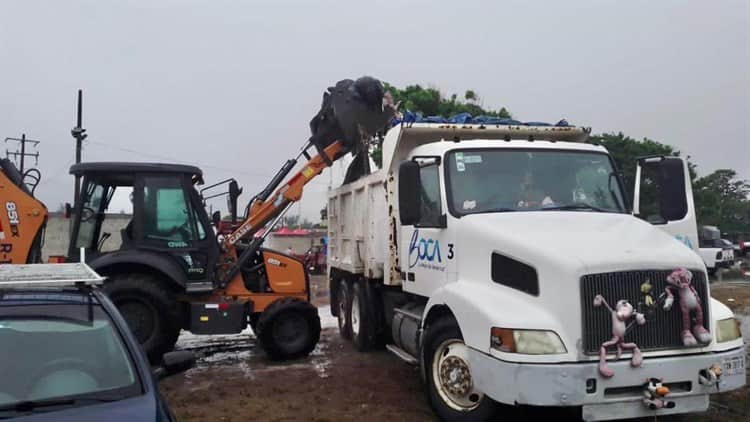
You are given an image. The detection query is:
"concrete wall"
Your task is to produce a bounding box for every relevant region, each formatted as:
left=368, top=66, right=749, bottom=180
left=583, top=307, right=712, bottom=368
left=266, top=234, right=326, bottom=255
left=42, top=212, right=131, bottom=261
left=43, top=212, right=323, bottom=260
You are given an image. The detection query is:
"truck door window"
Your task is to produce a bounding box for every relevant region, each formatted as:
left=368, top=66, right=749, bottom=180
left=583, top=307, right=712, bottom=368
left=418, top=164, right=443, bottom=227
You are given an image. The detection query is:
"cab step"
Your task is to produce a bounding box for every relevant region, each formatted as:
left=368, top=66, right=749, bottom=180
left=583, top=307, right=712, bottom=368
left=386, top=344, right=418, bottom=365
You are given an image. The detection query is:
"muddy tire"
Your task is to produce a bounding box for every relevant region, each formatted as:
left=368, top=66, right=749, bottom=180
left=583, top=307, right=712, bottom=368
left=423, top=317, right=498, bottom=422
left=256, top=298, right=321, bottom=361
left=102, top=273, right=182, bottom=364
left=350, top=280, right=375, bottom=352
left=337, top=281, right=352, bottom=339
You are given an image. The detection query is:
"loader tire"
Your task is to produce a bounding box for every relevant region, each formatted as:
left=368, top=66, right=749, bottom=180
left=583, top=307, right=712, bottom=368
left=256, top=298, right=321, bottom=361
left=102, top=273, right=182, bottom=364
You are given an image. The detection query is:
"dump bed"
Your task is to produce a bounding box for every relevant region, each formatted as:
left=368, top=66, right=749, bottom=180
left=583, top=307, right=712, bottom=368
left=327, top=171, right=388, bottom=280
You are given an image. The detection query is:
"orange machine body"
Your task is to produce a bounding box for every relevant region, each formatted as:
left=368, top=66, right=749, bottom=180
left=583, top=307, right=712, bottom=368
left=0, top=168, right=48, bottom=264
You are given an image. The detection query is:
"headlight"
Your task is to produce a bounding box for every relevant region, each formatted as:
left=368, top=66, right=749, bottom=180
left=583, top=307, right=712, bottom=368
left=491, top=327, right=567, bottom=354
left=716, top=318, right=742, bottom=343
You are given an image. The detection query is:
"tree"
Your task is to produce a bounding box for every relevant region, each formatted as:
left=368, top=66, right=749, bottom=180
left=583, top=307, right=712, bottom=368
left=693, top=170, right=750, bottom=233
left=371, top=83, right=513, bottom=168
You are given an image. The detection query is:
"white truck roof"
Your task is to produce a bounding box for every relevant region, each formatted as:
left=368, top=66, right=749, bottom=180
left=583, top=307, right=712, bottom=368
left=382, top=122, right=595, bottom=173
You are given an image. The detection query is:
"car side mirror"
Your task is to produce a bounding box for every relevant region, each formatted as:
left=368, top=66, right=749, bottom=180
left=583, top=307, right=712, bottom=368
left=399, top=161, right=421, bottom=225
left=154, top=351, right=195, bottom=381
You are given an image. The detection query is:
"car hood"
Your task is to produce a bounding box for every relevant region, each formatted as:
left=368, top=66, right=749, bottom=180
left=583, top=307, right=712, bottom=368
left=11, top=394, right=161, bottom=422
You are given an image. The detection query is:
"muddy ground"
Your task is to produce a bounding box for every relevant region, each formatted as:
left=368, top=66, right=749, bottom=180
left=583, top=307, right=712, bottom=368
left=161, top=270, right=750, bottom=422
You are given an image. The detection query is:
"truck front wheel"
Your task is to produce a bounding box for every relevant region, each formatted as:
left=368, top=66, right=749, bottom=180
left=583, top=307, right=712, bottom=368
left=424, top=318, right=498, bottom=422
left=102, top=273, right=182, bottom=364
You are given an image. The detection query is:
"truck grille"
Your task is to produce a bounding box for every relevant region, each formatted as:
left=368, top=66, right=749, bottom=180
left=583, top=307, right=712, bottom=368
left=581, top=269, right=709, bottom=355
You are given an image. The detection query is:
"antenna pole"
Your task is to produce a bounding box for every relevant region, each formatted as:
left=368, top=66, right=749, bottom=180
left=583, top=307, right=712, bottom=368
left=71, top=89, right=87, bottom=208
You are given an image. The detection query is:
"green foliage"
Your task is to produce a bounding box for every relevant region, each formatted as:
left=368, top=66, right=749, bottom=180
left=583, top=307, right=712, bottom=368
left=382, top=83, right=511, bottom=120
left=693, top=170, right=750, bottom=233
left=371, top=83, right=512, bottom=168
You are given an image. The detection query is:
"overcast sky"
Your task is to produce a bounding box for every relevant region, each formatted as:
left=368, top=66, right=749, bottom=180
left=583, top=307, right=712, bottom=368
left=1, top=0, right=748, bottom=222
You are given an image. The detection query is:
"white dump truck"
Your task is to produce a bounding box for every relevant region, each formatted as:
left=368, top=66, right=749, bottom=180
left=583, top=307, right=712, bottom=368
left=326, top=119, right=746, bottom=421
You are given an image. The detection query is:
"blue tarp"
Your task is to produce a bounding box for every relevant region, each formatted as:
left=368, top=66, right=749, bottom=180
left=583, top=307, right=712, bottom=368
left=392, top=111, right=571, bottom=127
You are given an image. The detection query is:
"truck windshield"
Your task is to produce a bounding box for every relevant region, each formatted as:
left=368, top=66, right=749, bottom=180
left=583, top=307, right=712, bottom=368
left=0, top=303, right=141, bottom=411
left=446, top=149, right=626, bottom=216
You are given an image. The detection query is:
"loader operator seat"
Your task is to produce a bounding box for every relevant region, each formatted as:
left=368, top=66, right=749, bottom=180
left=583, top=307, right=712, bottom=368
left=121, top=220, right=134, bottom=249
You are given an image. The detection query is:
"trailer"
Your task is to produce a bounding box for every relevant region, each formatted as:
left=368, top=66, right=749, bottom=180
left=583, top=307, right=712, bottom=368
left=327, top=119, right=746, bottom=421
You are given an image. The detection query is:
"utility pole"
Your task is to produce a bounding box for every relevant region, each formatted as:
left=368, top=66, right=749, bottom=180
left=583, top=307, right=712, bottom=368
left=4, top=134, right=40, bottom=173
left=71, top=89, right=87, bottom=207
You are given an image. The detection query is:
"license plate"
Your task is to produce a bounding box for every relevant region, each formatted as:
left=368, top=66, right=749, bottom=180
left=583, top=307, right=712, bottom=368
left=723, top=356, right=745, bottom=375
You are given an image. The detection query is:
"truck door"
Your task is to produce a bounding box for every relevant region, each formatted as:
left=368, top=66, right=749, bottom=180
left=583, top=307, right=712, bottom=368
left=633, top=156, right=699, bottom=253
left=398, top=157, right=454, bottom=297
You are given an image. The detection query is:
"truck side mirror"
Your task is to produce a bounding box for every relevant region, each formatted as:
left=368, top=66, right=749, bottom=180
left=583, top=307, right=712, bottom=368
left=399, top=161, right=421, bottom=225
left=212, top=211, right=221, bottom=227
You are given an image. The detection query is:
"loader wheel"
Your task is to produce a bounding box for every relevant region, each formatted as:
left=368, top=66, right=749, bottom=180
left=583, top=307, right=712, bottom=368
left=256, top=298, right=321, bottom=361
left=350, top=280, right=375, bottom=352
left=337, top=281, right=352, bottom=339
left=102, top=273, right=182, bottom=364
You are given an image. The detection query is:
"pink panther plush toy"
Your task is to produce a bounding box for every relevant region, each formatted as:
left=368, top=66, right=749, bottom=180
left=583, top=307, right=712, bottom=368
left=663, top=268, right=711, bottom=346
left=594, top=295, right=646, bottom=378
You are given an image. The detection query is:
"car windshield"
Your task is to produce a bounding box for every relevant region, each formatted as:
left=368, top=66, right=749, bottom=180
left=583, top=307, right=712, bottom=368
left=446, top=149, right=626, bottom=216
left=0, top=302, right=141, bottom=413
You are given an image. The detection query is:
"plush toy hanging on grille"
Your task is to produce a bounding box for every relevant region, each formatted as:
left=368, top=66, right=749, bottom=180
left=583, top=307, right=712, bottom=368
left=593, top=295, right=647, bottom=378
left=642, top=378, right=676, bottom=410
left=662, top=268, right=711, bottom=346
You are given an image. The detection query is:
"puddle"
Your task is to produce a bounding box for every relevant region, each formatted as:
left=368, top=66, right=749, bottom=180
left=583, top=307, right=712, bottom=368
left=174, top=305, right=337, bottom=380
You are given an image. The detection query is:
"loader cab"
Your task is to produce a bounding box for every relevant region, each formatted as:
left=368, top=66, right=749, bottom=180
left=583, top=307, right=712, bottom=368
left=68, top=163, right=218, bottom=286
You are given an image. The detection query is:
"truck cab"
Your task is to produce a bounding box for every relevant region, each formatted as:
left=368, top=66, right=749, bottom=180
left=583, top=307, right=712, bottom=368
left=327, top=121, right=746, bottom=421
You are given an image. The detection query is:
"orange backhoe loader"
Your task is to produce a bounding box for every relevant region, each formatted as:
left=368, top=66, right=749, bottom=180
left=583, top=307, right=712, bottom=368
left=0, top=159, right=47, bottom=264
left=58, top=76, right=396, bottom=363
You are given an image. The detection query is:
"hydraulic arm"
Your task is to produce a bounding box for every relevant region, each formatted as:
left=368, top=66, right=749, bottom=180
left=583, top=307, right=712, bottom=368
left=218, top=76, right=396, bottom=286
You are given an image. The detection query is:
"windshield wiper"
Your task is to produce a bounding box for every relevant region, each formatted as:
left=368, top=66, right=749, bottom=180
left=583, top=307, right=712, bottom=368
left=541, top=203, right=607, bottom=212
left=0, top=398, right=76, bottom=412
left=0, top=396, right=118, bottom=412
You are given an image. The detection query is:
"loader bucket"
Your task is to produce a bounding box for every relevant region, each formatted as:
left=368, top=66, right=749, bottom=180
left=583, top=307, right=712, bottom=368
left=308, top=76, right=396, bottom=159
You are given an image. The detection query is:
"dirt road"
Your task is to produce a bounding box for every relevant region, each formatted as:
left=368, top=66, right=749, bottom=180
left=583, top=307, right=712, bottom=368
left=160, top=276, right=750, bottom=422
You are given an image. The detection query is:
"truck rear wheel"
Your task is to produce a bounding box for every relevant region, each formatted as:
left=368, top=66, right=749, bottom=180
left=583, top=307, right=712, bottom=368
left=256, top=298, right=321, bottom=361
left=351, top=280, right=375, bottom=352
left=337, top=281, right=352, bottom=339
left=424, top=317, right=498, bottom=422
left=102, top=273, right=181, bottom=364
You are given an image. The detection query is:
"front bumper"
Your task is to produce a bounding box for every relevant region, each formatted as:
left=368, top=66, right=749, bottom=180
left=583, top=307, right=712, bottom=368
left=468, top=346, right=746, bottom=421
left=718, top=259, right=735, bottom=269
